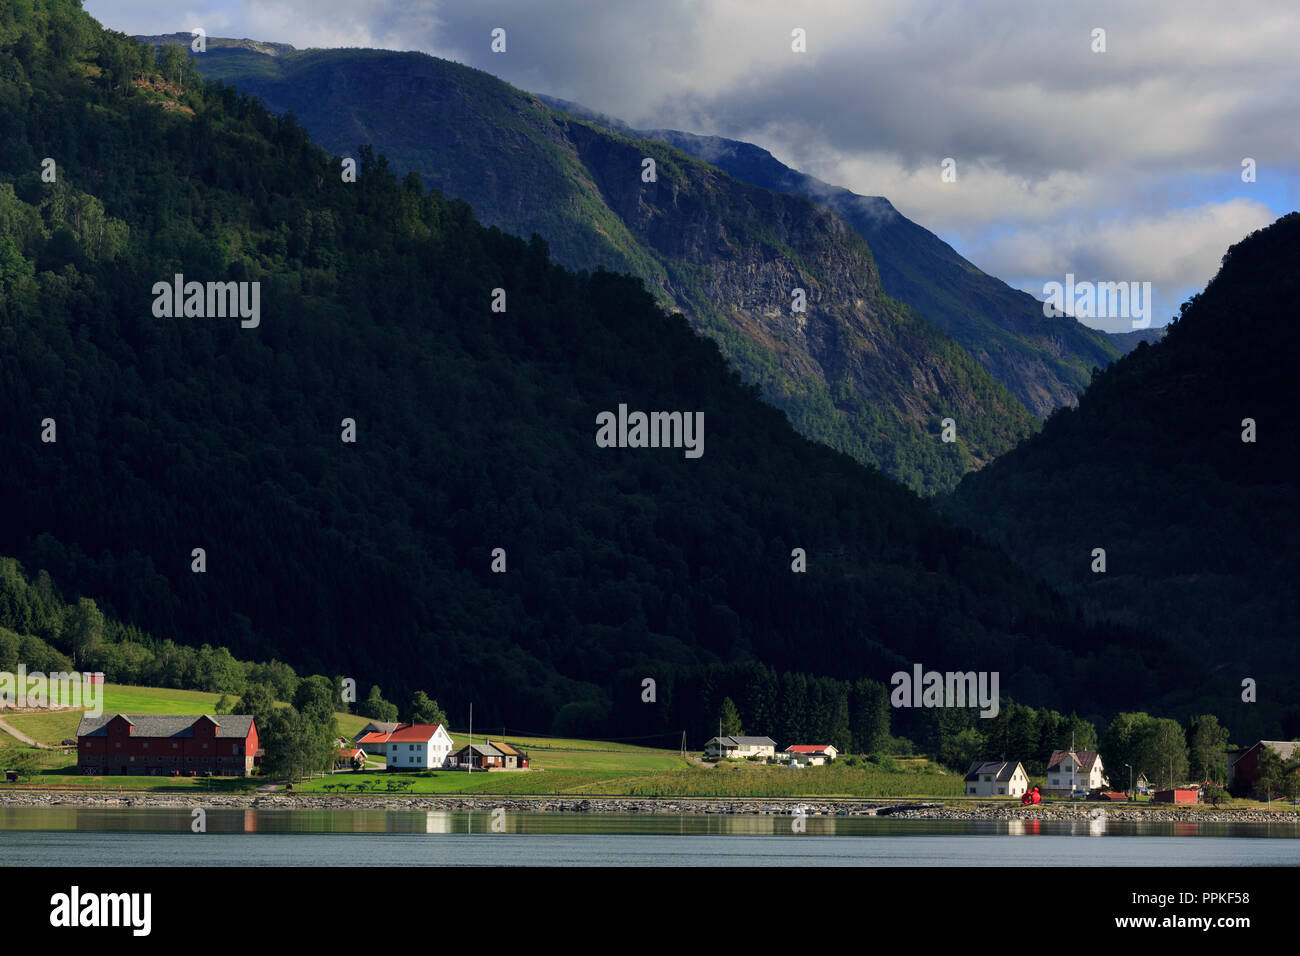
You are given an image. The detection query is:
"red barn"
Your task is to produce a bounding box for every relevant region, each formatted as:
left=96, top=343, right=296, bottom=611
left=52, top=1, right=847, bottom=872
left=1228, top=741, right=1299, bottom=795
left=76, top=713, right=259, bottom=777
left=1151, top=788, right=1198, bottom=804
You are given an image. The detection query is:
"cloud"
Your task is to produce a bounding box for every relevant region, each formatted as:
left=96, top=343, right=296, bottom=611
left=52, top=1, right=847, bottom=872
left=85, top=0, right=1299, bottom=324
left=978, top=199, right=1276, bottom=330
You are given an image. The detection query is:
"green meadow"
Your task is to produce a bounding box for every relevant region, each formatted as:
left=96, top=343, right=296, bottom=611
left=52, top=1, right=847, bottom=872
left=0, top=683, right=966, bottom=798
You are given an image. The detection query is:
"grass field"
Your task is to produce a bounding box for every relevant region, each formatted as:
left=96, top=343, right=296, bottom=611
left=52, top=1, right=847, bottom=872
left=289, top=764, right=966, bottom=798
left=289, top=742, right=965, bottom=798
left=0, top=685, right=973, bottom=797
left=1, top=683, right=371, bottom=746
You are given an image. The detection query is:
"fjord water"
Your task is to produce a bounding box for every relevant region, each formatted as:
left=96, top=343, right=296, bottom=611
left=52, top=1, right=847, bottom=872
left=2, top=809, right=1298, bottom=866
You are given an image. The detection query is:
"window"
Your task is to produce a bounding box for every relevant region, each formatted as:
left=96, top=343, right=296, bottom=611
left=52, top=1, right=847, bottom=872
left=115, top=742, right=121, bottom=749
left=998, top=787, right=1005, bottom=794
left=142, top=742, right=149, bottom=750
left=409, top=744, right=414, bottom=751
left=172, top=742, right=179, bottom=749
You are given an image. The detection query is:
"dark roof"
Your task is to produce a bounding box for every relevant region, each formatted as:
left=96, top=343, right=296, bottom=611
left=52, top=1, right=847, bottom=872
left=709, top=735, right=776, bottom=747
left=455, top=743, right=502, bottom=757
left=963, top=760, right=1025, bottom=782
left=1046, top=750, right=1101, bottom=772
left=76, top=713, right=256, bottom=739
left=358, top=721, right=399, bottom=736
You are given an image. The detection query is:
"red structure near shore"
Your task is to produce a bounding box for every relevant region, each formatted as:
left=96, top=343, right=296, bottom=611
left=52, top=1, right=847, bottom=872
left=76, top=713, right=259, bottom=777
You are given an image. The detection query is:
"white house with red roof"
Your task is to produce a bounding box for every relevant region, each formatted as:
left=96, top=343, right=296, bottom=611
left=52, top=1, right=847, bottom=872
left=361, top=723, right=454, bottom=769
left=355, top=721, right=400, bottom=756
left=784, top=744, right=839, bottom=766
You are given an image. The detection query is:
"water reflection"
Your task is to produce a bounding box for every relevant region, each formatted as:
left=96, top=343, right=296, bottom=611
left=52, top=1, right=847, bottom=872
left=0, top=807, right=1297, bottom=840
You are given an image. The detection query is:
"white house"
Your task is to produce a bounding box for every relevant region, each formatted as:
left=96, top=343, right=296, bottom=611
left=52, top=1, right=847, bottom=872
left=380, top=723, right=454, bottom=770
left=1045, top=750, right=1108, bottom=795
left=704, top=736, right=777, bottom=760
left=963, top=760, right=1030, bottom=797
left=784, top=744, right=839, bottom=766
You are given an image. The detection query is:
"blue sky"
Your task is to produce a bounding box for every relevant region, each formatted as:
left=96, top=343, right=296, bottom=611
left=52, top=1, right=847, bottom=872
left=87, top=0, right=1300, bottom=331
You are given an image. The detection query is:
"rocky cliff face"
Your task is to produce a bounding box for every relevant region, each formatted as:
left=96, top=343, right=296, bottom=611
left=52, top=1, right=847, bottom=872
left=184, top=43, right=1036, bottom=492
left=624, top=126, right=1125, bottom=418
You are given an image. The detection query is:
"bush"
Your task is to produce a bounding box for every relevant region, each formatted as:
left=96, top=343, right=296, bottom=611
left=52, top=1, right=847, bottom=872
left=4, top=748, right=44, bottom=781
left=1204, top=785, right=1229, bottom=806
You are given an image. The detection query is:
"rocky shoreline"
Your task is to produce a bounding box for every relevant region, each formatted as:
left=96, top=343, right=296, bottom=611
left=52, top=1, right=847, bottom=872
left=2, top=789, right=1298, bottom=823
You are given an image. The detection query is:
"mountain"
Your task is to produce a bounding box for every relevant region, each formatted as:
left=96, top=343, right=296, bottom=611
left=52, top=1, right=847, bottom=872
left=158, top=37, right=1036, bottom=494
left=0, top=2, right=1196, bottom=733
left=942, top=214, right=1300, bottom=737
left=605, top=123, right=1126, bottom=418
left=1106, top=327, right=1167, bottom=353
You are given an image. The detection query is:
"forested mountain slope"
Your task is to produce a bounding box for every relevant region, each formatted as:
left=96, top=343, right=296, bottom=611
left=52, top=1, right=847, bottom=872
left=0, top=3, right=1200, bottom=733
left=162, top=37, right=1036, bottom=494
left=943, top=214, right=1300, bottom=731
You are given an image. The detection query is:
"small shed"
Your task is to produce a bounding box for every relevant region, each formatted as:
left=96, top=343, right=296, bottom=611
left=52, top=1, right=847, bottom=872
left=1152, top=788, right=1198, bottom=804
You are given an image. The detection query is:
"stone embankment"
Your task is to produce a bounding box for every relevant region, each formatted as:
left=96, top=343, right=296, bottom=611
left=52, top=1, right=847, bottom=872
left=1, top=789, right=1297, bottom=823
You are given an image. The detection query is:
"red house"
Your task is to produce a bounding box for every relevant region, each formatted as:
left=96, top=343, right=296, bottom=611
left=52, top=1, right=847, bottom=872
left=77, top=713, right=259, bottom=777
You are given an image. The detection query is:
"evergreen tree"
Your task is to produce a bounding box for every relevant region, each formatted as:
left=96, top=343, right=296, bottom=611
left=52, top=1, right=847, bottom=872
left=1187, top=714, right=1230, bottom=782
left=361, top=685, right=399, bottom=723
left=64, top=597, right=104, bottom=669
left=718, top=696, right=743, bottom=737
left=407, top=690, right=447, bottom=727
left=849, top=679, right=890, bottom=755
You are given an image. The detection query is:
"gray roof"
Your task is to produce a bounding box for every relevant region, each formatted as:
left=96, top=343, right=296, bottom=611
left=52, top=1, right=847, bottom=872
left=1238, top=740, right=1300, bottom=762
left=76, top=713, right=256, bottom=739
left=964, top=760, right=1025, bottom=783
left=456, top=743, right=502, bottom=756
left=359, top=721, right=400, bottom=735
left=709, top=735, right=776, bottom=747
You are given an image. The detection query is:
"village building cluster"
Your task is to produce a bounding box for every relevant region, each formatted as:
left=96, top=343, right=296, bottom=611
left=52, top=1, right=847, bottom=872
left=52, top=712, right=1300, bottom=803
left=351, top=721, right=530, bottom=771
